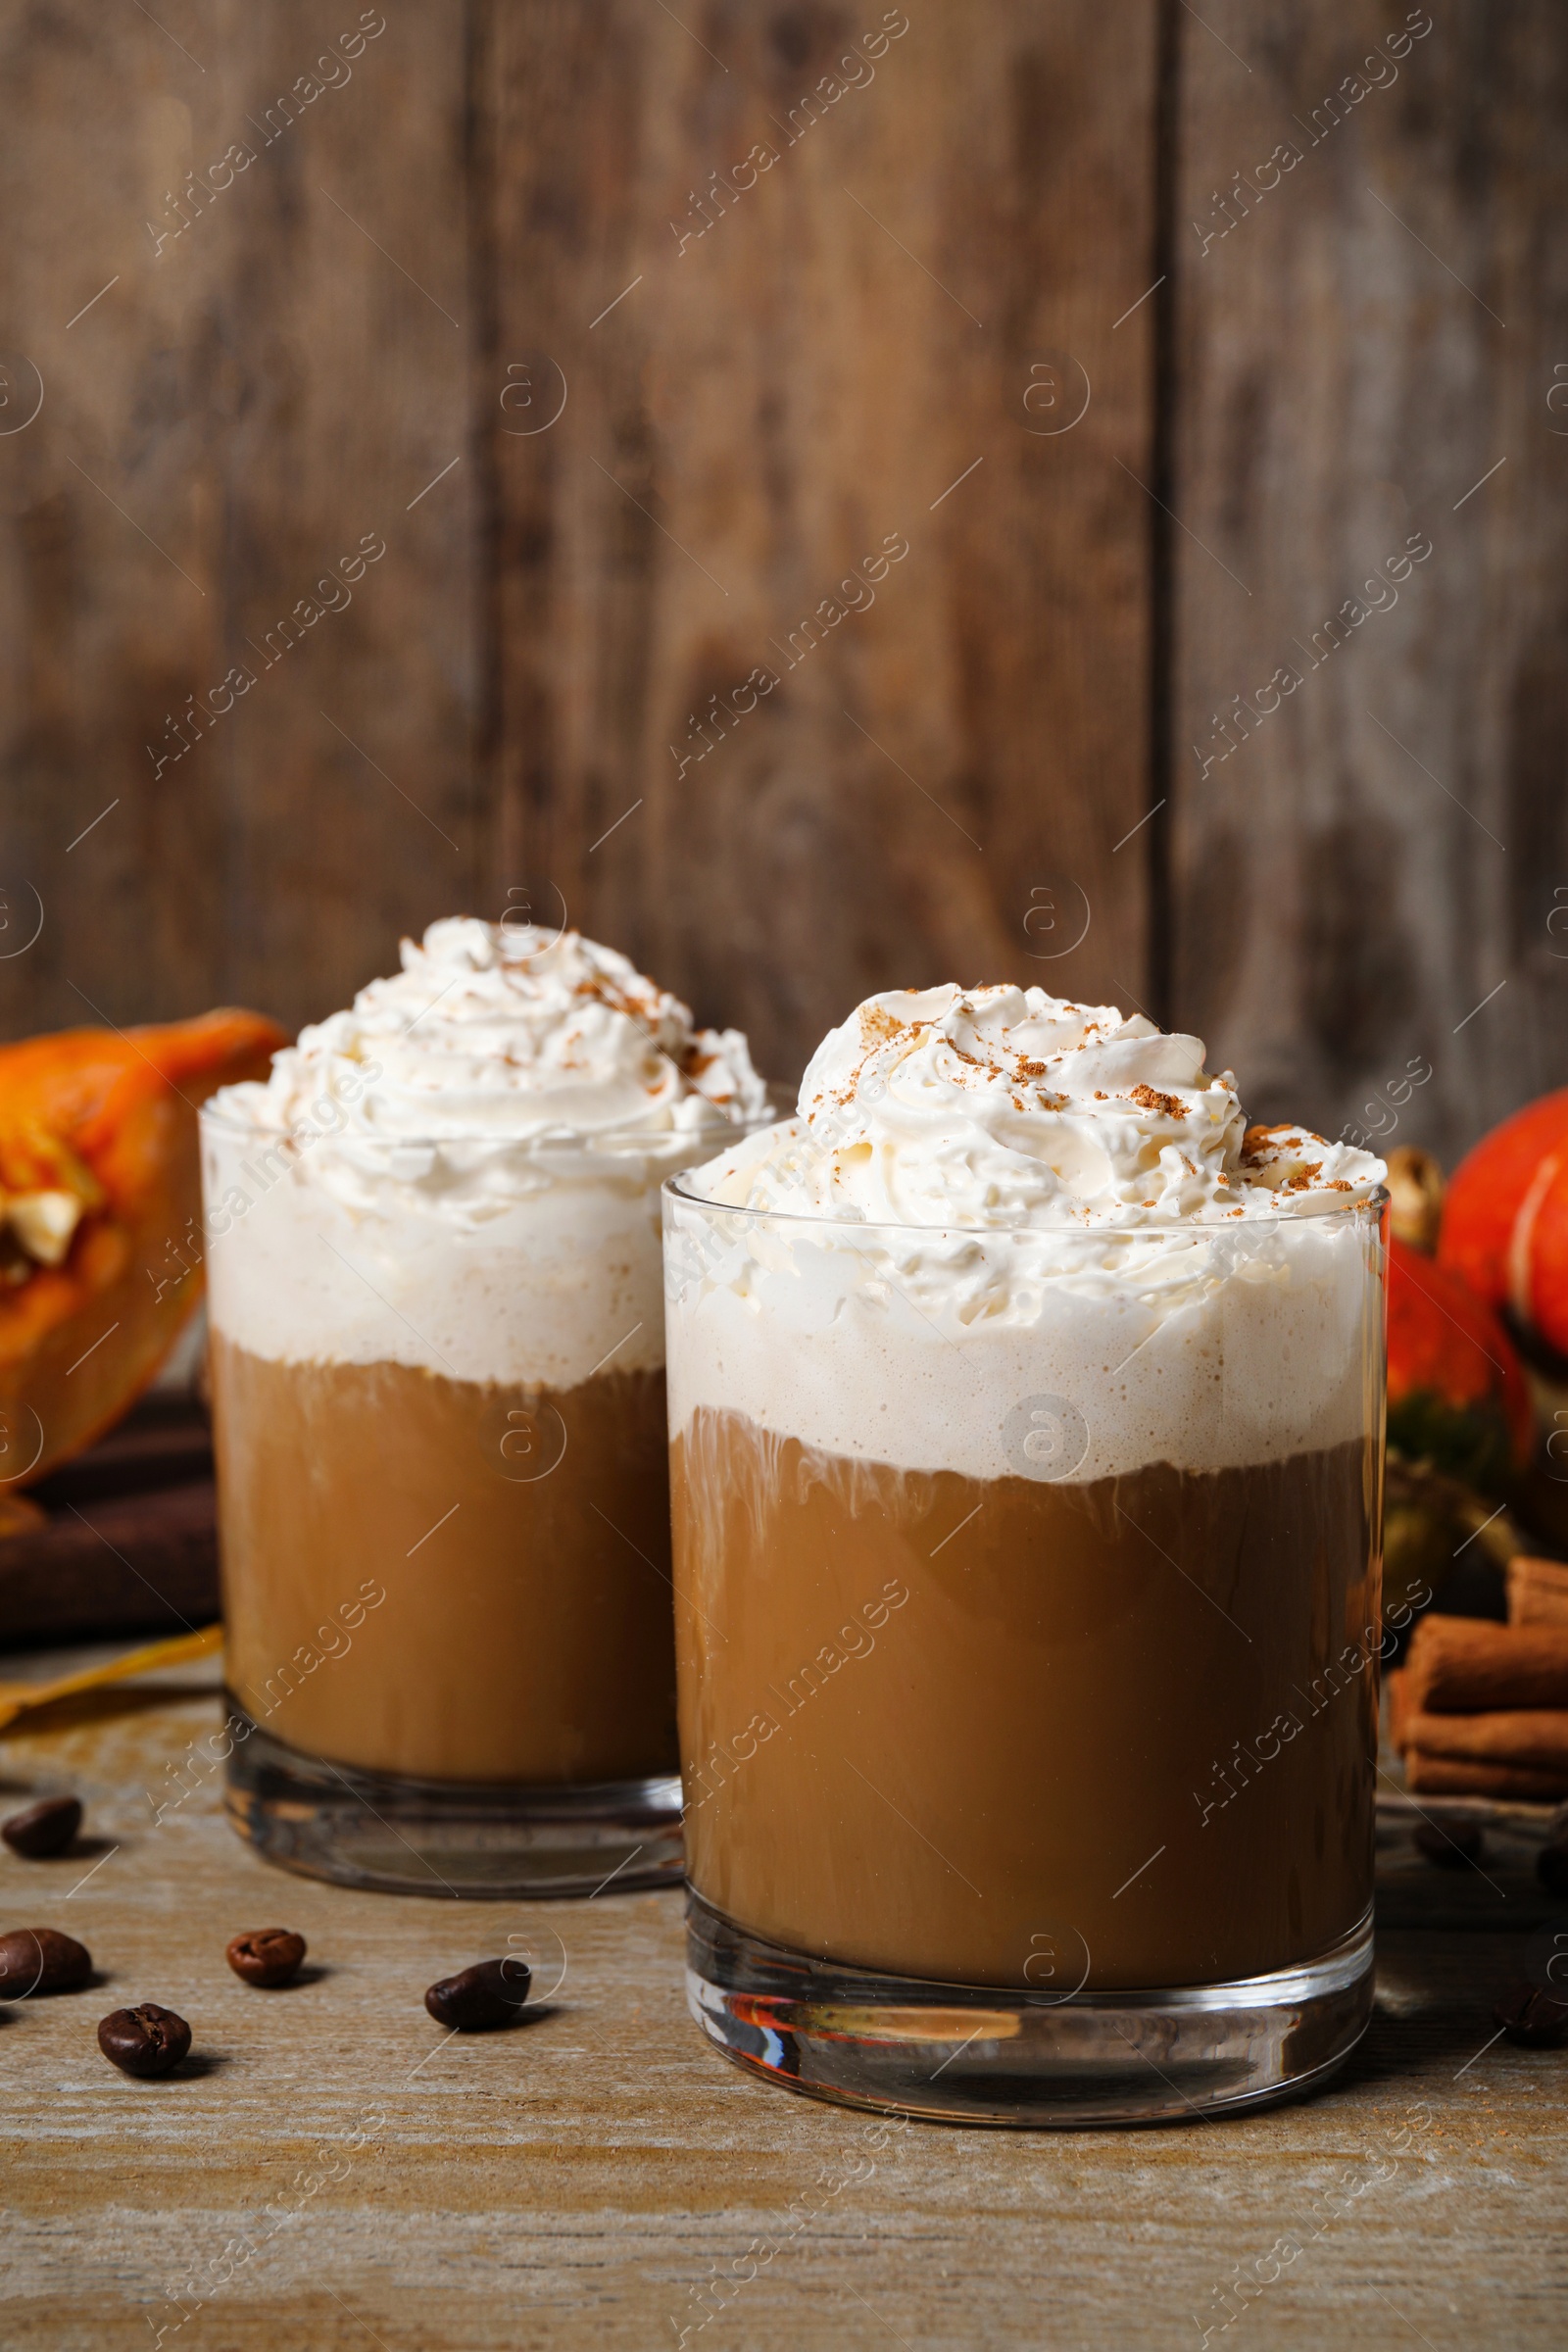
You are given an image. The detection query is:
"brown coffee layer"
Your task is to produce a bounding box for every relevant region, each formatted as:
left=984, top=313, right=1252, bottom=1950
left=214, top=1337, right=677, bottom=1784
left=672, top=1411, right=1380, bottom=1990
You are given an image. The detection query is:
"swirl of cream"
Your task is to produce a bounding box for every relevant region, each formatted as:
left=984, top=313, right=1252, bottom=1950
left=695, top=982, right=1383, bottom=1226
left=220, top=917, right=767, bottom=1142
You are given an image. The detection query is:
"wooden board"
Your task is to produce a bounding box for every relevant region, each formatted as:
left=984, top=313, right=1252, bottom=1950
left=1, top=1, right=1157, bottom=1081
left=5, top=3, right=1567, bottom=1158
left=0, top=1, right=477, bottom=1046
left=483, top=0, right=1158, bottom=1080
left=208, top=0, right=480, bottom=1026
left=0, top=1, right=229, bottom=1039
left=1168, top=0, right=1568, bottom=1160
left=0, top=1643, right=1565, bottom=2347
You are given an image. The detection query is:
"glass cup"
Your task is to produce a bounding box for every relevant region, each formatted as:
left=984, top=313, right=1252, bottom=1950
left=664, top=1181, right=1388, bottom=2124
left=203, top=1099, right=748, bottom=1897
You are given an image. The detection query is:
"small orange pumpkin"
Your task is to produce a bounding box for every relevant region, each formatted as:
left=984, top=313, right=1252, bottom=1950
left=1439, top=1089, right=1568, bottom=1356
left=1387, top=1234, right=1533, bottom=1496
left=0, top=1009, right=284, bottom=1488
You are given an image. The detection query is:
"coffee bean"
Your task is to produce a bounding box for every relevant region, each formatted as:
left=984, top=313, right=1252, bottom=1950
left=226, top=1928, right=307, bottom=1988
left=1494, top=1983, right=1568, bottom=2047
left=1413, top=1819, right=1486, bottom=1869
left=2, top=1796, right=82, bottom=1859
left=0, top=1927, right=91, bottom=1996
left=1537, top=1836, right=1568, bottom=1900
left=97, top=2003, right=192, bottom=2079
left=423, top=1956, right=531, bottom=2031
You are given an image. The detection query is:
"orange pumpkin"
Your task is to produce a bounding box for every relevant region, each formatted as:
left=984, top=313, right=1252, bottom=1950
left=1387, top=1234, right=1534, bottom=1496
left=0, top=1009, right=284, bottom=1488
left=1439, top=1088, right=1568, bottom=1355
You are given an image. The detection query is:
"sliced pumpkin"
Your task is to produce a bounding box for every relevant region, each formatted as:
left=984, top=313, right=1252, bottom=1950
left=0, top=1009, right=285, bottom=1489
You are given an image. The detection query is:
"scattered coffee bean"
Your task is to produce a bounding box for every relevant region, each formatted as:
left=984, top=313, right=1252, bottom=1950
left=1537, top=1836, right=1568, bottom=1900
left=1413, top=1819, right=1486, bottom=1869
left=423, top=1956, right=531, bottom=2031
left=2, top=1795, right=82, bottom=1859
left=226, top=1928, right=307, bottom=1988
left=1494, top=1984, right=1568, bottom=2048
left=97, top=2003, right=192, bottom=2079
left=0, top=1926, right=91, bottom=1996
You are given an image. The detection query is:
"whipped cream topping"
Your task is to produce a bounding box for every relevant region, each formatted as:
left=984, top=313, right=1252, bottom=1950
left=695, top=983, right=1383, bottom=1227
left=666, top=984, right=1386, bottom=1482
left=204, top=920, right=766, bottom=1388
left=221, top=915, right=767, bottom=1143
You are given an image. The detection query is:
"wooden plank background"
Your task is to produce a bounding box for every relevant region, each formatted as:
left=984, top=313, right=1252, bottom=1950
left=0, top=0, right=477, bottom=1042
left=1169, top=0, right=1568, bottom=1154
left=0, top=0, right=1562, bottom=1161
left=480, top=0, right=1156, bottom=1063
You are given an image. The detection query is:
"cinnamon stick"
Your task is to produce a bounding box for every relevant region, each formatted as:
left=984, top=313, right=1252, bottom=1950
left=1403, top=1750, right=1568, bottom=1801
left=1403, top=1612, right=1568, bottom=1714
left=1387, top=1665, right=1412, bottom=1752
left=1508, top=1555, right=1568, bottom=1630
left=1395, top=1700, right=1568, bottom=1776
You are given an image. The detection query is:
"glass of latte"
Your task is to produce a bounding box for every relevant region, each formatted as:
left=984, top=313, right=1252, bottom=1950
left=202, top=916, right=766, bottom=1896
left=665, top=983, right=1387, bottom=2123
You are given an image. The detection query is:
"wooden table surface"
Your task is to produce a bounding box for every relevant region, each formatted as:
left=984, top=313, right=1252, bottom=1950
left=1, top=1643, right=1564, bottom=2351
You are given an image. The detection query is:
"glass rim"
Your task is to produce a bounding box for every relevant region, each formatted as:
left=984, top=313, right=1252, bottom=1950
left=663, top=1169, right=1391, bottom=1239
left=198, top=1094, right=772, bottom=1153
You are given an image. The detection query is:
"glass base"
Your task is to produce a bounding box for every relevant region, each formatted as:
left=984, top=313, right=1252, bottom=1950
left=685, top=1892, right=1374, bottom=2128
left=223, top=1708, right=684, bottom=1898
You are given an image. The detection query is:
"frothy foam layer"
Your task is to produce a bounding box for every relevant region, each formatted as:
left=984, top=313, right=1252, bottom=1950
left=666, top=983, right=1385, bottom=1481
left=210, top=1153, right=676, bottom=1387
left=663, top=1203, right=1381, bottom=1481
left=205, top=918, right=766, bottom=1385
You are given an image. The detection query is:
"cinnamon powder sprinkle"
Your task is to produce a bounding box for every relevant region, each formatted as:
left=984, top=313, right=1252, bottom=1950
left=1129, top=1084, right=1188, bottom=1118
left=1241, top=1120, right=1320, bottom=1165
left=858, top=1004, right=910, bottom=1048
